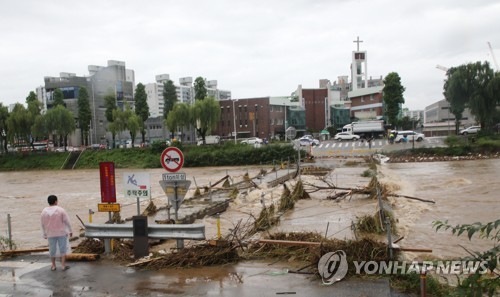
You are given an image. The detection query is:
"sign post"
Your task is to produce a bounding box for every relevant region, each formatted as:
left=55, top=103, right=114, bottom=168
left=160, top=147, right=189, bottom=249
left=123, top=172, right=151, bottom=215
left=99, top=161, right=117, bottom=254
left=160, top=147, right=188, bottom=222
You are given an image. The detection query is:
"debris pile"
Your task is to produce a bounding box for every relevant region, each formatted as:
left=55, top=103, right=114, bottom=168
left=73, top=238, right=105, bottom=254
left=142, top=200, right=157, bottom=216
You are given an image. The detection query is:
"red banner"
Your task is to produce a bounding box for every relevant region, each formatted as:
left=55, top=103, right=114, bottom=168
left=99, top=162, right=116, bottom=203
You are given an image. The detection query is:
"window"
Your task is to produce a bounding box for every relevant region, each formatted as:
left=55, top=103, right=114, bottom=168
left=361, top=96, right=365, bottom=102
left=370, top=94, right=374, bottom=100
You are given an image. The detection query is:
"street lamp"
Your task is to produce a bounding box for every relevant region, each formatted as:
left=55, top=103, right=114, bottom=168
left=232, top=99, right=237, bottom=144
left=90, top=79, right=98, bottom=145
left=284, top=103, right=287, bottom=141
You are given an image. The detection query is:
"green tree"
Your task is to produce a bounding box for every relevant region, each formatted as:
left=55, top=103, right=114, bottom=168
left=26, top=91, right=42, bottom=117
left=433, top=219, right=499, bottom=296
left=45, top=106, right=75, bottom=149
left=32, top=114, right=50, bottom=141
left=166, top=98, right=220, bottom=144
left=397, top=116, right=420, bottom=131
left=0, top=103, right=9, bottom=152
left=468, top=61, right=497, bottom=130
left=127, top=113, right=141, bottom=147
left=163, top=80, right=178, bottom=120
left=104, top=93, right=118, bottom=148
left=166, top=102, right=191, bottom=135
left=134, top=83, right=149, bottom=144
left=194, top=77, right=207, bottom=100
left=444, top=65, right=471, bottom=134
left=383, top=72, right=405, bottom=127
left=52, top=89, right=65, bottom=107
left=77, top=87, right=92, bottom=146
left=6, top=103, right=32, bottom=146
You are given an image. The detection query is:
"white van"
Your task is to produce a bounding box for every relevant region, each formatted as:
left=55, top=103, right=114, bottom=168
left=395, top=131, right=425, bottom=143
left=197, top=135, right=220, bottom=146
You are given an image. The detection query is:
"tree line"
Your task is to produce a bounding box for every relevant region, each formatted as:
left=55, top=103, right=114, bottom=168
left=0, top=76, right=220, bottom=153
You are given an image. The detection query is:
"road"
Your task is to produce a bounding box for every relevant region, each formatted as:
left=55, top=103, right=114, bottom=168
left=294, top=137, right=446, bottom=157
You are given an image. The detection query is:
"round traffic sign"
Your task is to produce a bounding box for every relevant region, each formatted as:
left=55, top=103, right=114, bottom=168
left=160, top=147, right=184, bottom=172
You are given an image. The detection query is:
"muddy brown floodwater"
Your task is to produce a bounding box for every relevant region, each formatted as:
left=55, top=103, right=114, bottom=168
left=0, top=158, right=498, bottom=261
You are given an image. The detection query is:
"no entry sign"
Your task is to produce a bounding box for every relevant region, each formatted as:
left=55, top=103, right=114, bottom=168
left=160, top=147, right=184, bottom=172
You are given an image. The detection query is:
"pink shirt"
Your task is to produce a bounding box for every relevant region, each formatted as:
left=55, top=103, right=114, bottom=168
left=40, top=205, right=72, bottom=238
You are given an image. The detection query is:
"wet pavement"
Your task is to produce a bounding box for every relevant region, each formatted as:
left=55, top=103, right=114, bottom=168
left=0, top=253, right=407, bottom=297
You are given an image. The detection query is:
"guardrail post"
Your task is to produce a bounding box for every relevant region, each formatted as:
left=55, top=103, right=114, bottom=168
left=209, top=182, right=212, bottom=201
left=7, top=214, right=13, bottom=250
left=177, top=239, right=184, bottom=249
left=133, top=216, right=149, bottom=259
left=104, top=239, right=111, bottom=254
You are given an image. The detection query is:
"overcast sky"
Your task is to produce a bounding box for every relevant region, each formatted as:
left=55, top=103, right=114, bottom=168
left=1, top=0, right=499, bottom=110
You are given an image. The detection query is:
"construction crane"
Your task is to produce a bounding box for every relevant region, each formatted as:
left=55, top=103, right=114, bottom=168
left=436, top=65, right=449, bottom=72
left=487, top=42, right=499, bottom=71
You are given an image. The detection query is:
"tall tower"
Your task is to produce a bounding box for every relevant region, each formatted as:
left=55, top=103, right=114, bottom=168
left=351, top=36, right=368, bottom=91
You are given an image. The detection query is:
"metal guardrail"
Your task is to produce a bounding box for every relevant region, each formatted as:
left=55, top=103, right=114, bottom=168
left=83, top=223, right=206, bottom=240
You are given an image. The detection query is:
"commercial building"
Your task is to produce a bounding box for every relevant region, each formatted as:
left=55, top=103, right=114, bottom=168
left=146, top=75, right=232, bottom=118
left=215, top=96, right=303, bottom=141
left=423, top=99, right=476, bottom=136
left=42, top=60, right=135, bottom=146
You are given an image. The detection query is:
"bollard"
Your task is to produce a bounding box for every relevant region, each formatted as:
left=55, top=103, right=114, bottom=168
left=216, top=213, right=221, bottom=239
left=88, top=209, right=94, bottom=223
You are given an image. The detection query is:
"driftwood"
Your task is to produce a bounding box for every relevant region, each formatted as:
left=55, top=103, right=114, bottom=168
left=393, top=247, right=432, bottom=253
left=210, top=175, right=230, bottom=188
left=307, top=182, right=435, bottom=204
left=66, top=253, right=100, bottom=261
left=1, top=248, right=100, bottom=261
left=1, top=247, right=51, bottom=255
left=258, top=239, right=321, bottom=247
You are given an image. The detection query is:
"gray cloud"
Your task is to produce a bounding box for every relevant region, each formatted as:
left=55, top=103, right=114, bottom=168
left=0, top=0, right=499, bottom=110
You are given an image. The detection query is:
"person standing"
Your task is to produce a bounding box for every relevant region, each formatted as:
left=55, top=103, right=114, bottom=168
left=41, top=195, right=73, bottom=271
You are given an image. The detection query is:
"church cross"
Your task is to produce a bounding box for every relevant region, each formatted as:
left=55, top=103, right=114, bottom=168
left=353, top=36, right=363, bottom=51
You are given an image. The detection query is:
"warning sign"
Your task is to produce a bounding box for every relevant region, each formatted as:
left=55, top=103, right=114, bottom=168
left=160, top=147, right=184, bottom=172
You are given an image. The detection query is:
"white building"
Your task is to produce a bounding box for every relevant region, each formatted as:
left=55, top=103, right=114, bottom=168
left=146, top=75, right=231, bottom=118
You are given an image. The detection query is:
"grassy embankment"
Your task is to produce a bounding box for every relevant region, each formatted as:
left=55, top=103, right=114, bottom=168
left=0, top=142, right=302, bottom=171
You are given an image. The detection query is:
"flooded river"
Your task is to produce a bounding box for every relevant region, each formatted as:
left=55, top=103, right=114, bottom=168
left=0, top=159, right=498, bottom=261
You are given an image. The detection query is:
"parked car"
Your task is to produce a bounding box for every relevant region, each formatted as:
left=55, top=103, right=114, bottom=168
left=197, top=135, right=220, bottom=146
left=298, top=136, right=319, bottom=146
left=333, top=132, right=360, bottom=141
left=395, top=131, right=425, bottom=143
left=459, top=126, right=481, bottom=135
left=240, top=137, right=263, bottom=145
